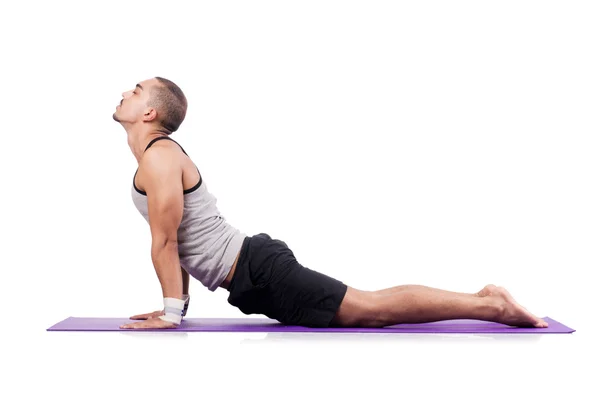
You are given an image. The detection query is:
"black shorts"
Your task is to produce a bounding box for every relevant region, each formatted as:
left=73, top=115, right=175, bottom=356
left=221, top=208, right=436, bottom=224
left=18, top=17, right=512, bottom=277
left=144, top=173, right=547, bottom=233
left=227, top=233, right=348, bottom=328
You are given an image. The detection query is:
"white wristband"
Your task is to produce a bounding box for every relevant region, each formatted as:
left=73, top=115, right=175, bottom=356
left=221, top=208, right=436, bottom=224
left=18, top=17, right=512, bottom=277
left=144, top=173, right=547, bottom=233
left=158, top=297, right=185, bottom=325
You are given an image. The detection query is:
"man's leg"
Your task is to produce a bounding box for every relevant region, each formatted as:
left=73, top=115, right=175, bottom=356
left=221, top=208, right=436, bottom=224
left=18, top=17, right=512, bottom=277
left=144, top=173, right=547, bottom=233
left=331, top=284, right=548, bottom=328
left=373, top=284, right=481, bottom=297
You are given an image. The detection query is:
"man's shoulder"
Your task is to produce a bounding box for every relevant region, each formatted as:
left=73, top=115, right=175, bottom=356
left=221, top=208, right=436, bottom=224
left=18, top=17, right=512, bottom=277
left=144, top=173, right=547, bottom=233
left=137, top=142, right=185, bottom=190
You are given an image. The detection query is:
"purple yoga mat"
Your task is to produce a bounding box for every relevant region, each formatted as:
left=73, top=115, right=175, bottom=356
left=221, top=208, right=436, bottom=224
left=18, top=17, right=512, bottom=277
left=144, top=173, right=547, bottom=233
left=47, top=316, right=575, bottom=333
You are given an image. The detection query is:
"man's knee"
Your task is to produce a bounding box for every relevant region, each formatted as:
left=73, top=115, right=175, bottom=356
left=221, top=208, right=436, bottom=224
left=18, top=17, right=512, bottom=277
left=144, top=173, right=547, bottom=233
left=330, top=287, right=382, bottom=327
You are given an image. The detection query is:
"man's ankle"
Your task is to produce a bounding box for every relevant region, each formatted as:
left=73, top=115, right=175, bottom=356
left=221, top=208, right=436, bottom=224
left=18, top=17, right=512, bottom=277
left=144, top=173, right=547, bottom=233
left=482, top=296, right=504, bottom=322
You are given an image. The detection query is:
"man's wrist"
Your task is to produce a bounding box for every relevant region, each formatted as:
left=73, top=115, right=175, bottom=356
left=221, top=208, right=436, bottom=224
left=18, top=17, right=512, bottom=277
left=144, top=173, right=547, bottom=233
left=158, top=297, right=186, bottom=325
left=182, top=294, right=190, bottom=316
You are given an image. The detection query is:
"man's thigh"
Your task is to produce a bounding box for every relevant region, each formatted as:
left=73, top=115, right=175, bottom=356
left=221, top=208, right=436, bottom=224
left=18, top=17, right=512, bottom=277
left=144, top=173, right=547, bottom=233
left=330, top=286, right=378, bottom=327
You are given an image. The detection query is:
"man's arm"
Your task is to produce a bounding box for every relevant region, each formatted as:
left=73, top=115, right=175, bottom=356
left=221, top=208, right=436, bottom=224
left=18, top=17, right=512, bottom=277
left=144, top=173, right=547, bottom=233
left=142, top=147, right=185, bottom=300
left=181, top=266, right=190, bottom=316
left=181, top=266, right=190, bottom=295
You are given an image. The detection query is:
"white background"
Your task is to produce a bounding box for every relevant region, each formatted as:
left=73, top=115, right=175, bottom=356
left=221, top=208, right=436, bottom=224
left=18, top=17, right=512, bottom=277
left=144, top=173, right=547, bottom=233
left=1, top=0, right=598, bottom=395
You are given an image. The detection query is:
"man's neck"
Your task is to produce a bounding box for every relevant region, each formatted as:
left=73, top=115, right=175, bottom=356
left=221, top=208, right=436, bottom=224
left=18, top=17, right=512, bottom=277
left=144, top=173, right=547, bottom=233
left=126, top=124, right=169, bottom=163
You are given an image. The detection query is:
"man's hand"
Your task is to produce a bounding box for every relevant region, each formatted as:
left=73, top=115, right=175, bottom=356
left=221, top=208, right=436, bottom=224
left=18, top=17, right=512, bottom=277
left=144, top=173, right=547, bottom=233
left=128, top=294, right=189, bottom=320
left=129, top=310, right=165, bottom=320
left=119, top=317, right=177, bottom=329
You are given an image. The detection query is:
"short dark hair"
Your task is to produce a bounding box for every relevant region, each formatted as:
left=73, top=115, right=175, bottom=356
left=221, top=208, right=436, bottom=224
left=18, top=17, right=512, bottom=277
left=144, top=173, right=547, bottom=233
left=148, top=77, right=188, bottom=134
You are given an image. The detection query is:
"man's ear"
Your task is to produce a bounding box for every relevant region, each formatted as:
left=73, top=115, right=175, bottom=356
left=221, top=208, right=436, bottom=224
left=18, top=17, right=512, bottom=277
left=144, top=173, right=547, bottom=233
left=143, top=107, right=158, bottom=122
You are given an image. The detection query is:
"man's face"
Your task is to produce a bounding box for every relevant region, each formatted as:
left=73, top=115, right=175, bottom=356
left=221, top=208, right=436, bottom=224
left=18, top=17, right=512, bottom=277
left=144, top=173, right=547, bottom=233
left=112, top=78, right=156, bottom=124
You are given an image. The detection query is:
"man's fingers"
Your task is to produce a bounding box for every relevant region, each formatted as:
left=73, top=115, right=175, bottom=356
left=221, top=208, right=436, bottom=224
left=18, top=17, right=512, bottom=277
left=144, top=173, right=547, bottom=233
left=120, top=317, right=177, bottom=329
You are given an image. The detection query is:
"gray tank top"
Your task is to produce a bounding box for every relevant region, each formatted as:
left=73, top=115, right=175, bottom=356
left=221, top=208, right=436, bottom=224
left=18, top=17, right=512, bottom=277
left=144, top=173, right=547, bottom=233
left=131, top=136, right=248, bottom=291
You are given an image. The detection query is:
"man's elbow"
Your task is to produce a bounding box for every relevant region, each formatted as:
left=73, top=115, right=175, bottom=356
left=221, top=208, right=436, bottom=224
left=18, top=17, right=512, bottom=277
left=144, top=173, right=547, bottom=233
left=151, top=239, right=179, bottom=256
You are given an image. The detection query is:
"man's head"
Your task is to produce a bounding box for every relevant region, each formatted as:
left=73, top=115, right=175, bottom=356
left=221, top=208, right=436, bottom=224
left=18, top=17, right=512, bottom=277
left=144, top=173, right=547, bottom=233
left=113, top=77, right=187, bottom=135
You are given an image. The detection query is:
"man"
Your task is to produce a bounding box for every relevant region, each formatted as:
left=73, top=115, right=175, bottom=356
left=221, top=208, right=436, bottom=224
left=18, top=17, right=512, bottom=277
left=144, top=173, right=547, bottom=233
left=114, top=77, right=548, bottom=330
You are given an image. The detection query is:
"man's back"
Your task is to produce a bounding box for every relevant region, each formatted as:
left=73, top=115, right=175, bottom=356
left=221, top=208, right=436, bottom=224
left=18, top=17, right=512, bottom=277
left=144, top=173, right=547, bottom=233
left=131, top=136, right=248, bottom=291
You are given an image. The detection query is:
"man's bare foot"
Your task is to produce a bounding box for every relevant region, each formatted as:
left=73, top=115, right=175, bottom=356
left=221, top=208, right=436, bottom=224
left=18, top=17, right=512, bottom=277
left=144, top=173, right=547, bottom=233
left=475, top=284, right=497, bottom=298
left=481, top=285, right=548, bottom=328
